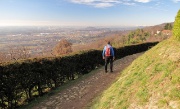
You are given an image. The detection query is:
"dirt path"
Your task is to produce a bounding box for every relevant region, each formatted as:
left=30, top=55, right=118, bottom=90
left=32, top=53, right=143, bottom=109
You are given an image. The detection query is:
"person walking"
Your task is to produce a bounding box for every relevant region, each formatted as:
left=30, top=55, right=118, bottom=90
left=102, top=41, right=115, bottom=73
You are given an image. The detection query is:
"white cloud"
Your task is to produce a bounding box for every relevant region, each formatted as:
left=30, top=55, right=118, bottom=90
left=70, top=0, right=120, bottom=8
left=172, top=0, right=180, bottom=3
left=134, top=0, right=151, bottom=3
left=122, top=2, right=136, bottom=5
left=94, top=2, right=114, bottom=8
left=69, top=0, right=152, bottom=8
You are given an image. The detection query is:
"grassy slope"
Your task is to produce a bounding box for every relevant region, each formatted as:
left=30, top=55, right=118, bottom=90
left=90, top=39, right=180, bottom=109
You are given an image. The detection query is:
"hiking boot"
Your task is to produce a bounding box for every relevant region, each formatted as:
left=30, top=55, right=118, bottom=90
left=110, top=71, right=113, bottom=73
left=105, top=70, right=108, bottom=73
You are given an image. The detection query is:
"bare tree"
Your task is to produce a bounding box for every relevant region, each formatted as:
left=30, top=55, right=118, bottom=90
left=18, top=46, right=31, bottom=59
left=7, top=46, right=31, bottom=61
left=52, top=39, right=72, bottom=56
left=0, top=52, right=7, bottom=63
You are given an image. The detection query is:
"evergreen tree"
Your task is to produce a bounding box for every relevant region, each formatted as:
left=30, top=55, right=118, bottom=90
left=169, top=23, right=173, bottom=30
left=164, top=23, right=172, bottom=30
left=173, top=10, right=180, bottom=41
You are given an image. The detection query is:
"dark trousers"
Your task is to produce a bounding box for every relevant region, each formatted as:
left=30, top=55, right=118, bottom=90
left=105, top=56, right=113, bottom=72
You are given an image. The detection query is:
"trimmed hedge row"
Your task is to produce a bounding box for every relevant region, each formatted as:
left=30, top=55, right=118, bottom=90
left=115, top=42, right=158, bottom=58
left=0, top=42, right=158, bottom=108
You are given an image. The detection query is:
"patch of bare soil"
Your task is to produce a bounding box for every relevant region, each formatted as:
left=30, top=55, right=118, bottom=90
left=32, top=53, right=143, bottom=109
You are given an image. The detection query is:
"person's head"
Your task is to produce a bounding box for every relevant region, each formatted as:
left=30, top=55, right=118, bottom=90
left=107, top=41, right=110, bottom=45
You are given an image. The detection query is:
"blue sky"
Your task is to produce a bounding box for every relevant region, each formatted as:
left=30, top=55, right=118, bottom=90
left=0, top=0, right=180, bottom=26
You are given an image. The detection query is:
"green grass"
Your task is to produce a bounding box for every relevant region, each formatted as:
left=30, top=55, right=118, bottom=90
left=90, top=38, right=180, bottom=109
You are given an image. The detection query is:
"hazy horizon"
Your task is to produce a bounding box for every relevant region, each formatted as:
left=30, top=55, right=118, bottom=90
left=0, top=0, right=180, bottom=27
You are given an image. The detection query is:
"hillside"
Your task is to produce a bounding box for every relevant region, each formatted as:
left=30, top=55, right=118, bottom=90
left=143, top=22, right=173, bottom=32
left=90, top=38, right=180, bottom=109
left=0, top=22, right=171, bottom=63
